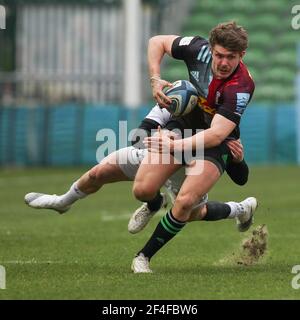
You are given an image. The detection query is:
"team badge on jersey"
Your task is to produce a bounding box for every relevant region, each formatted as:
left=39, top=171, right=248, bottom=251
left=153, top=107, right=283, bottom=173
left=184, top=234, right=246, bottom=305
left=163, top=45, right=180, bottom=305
left=179, top=37, right=194, bottom=46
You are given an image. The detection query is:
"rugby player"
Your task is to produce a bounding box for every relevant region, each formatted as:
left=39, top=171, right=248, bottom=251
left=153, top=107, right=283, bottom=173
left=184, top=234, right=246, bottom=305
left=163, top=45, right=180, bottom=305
left=131, top=21, right=258, bottom=273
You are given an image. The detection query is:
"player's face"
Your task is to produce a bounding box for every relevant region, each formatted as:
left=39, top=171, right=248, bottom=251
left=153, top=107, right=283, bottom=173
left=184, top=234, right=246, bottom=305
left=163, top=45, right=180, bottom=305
left=211, top=45, right=245, bottom=79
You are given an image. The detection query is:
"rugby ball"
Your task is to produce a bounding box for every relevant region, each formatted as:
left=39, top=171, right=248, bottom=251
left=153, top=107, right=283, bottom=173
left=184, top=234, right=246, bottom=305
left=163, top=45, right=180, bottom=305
left=165, top=80, right=198, bottom=116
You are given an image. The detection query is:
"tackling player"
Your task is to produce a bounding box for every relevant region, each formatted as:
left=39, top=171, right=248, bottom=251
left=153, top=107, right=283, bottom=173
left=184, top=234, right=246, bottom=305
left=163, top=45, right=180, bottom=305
left=25, top=104, right=250, bottom=232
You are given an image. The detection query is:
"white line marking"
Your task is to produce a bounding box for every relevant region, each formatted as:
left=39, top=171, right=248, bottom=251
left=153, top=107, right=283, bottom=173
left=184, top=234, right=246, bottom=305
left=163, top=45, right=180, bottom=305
left=0, top=260, right=65, bottom=265
left=99, top=210, right=164, bottom=222
left=0, top=174, right=76, bottom=187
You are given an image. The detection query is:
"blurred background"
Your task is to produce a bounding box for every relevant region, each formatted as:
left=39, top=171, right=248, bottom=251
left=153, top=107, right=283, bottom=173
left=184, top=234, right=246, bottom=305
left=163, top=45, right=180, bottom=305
left=0, top=0, right=299, bottom=166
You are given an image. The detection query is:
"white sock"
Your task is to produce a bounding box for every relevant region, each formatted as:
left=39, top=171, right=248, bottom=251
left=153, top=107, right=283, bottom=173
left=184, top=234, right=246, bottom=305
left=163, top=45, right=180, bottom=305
left=58, top=181, right=87, bottom=206
left=226, top=201, right=244, bottom=218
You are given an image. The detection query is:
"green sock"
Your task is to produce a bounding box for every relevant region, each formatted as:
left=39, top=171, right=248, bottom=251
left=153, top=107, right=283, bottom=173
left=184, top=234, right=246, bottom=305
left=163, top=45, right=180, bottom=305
left=138, top=210, right=186, bottom=260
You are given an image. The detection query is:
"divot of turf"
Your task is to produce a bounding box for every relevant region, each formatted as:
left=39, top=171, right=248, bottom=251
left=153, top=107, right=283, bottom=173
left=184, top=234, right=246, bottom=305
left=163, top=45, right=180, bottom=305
left=216, top=224, right=268, bottom=266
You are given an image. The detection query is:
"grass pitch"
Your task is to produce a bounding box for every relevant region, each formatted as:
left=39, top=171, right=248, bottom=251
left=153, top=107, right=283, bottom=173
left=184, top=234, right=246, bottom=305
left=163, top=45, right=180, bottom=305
left=0, top=166, right=300, bottom=299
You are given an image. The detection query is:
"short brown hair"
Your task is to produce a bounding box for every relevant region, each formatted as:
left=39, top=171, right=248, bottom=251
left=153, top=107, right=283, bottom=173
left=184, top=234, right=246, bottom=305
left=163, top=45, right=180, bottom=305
left=209, top=21, right=248, bottom=52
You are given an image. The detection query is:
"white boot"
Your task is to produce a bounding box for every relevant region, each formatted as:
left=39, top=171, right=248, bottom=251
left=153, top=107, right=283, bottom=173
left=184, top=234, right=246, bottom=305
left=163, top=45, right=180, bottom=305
left=236, top=197, right=258, bottom=232
left=24, top=193, right=70, bottom=214
left=131, top=253, right=152, bottom=273
left=128, top=193, right=168, bottom=234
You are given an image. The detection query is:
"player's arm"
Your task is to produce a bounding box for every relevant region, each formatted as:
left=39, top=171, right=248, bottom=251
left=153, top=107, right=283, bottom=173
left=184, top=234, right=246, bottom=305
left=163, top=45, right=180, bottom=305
left=226, top=158, right=249, bottom=185
left=226, top=139, right=249, bottom=185
left=148, top=35, right=178, bottom=77
left=177, top=113, right=236, bottom=150
left=148, top=35, right=179, bottom=108
left=144, top=81, right=253, bottom=152
left=144, top=113, right=236, bottom=152
left=170, top=79, right=254, bottom=151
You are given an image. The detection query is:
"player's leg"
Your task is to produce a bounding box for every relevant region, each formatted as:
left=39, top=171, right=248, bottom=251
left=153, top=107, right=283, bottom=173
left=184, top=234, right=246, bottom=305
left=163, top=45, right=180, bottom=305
left=187, top=197, right=258, bottom=231
left=128, top=192, right=168, bottom=234
left=130, top=148, right=257, bottom=234
left=129, top=164, right=197, bottom=234
left=185, top=143, right=257, bottom=229
left=24, top=148, right=133, bottom=214
left=131, top=141, right=258, bottom=273
left=133, top=151, right=181, bottom=201
left=131, top=159, right=220, bottom=273
left=128, top=165, right=186, bottom=234
left=77, top=150, right=131, bottom=194
left=129, top=151, right=181, bottom=233
left=194, top=145, right=257, bottom=229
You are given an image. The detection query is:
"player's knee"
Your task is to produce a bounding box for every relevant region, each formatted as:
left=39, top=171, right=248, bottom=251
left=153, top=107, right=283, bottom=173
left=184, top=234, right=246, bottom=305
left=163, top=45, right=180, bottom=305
left=88, top=164, right=113, bottom=184
left=175, top=193, right=197, bottom=213
left=133, top=182, right=157, bottom=201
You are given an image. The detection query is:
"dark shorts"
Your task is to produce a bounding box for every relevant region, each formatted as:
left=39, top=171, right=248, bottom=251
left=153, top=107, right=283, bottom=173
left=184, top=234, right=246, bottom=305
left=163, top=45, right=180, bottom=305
left=165, top=112, right=231, bottom=175
left=172, top=142, right=230, bottom=175
left=203, top=143, right=230, bottom=174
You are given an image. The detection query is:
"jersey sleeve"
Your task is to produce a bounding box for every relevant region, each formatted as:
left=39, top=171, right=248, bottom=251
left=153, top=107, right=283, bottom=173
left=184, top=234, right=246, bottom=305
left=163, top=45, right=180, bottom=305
left=217, top=83, right=254, bottom=125
left=130, top=118, right=159, bottom=148
left=130, top=105, right=172, bottom=148
left=171, top=36, right=208, bottom=61
left=145, top=104, right=172, bottom=126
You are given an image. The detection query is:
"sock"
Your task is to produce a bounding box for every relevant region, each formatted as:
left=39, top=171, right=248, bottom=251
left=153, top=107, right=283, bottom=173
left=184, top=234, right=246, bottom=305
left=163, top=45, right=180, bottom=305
left=58, top=181, right=87, bottom=206
left=138, top=210, right=186, bottom=260
left=202, top=201, right=231, bottom=221
left=146, top=192, right=163, bottom=211
left=226, top=201, right=244, bottom=218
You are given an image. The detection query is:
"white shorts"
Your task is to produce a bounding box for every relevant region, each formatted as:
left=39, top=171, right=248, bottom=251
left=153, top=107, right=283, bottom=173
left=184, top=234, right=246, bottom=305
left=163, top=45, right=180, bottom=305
left=116, top=146, right=208, bottom=208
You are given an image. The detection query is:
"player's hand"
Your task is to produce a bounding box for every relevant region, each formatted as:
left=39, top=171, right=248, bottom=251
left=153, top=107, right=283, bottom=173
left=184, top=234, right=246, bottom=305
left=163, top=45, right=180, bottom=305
left=152, top=126, right=179, bottom=139
left=150, top=77, right=173, bottom=108
left=226, top=139, right=244, bottom=163
left=144, top=126, right=175, bottom=153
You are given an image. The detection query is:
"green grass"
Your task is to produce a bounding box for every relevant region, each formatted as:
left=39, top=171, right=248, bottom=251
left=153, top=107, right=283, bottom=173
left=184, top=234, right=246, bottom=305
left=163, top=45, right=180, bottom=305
left=0, top=166, right=300, bottom=299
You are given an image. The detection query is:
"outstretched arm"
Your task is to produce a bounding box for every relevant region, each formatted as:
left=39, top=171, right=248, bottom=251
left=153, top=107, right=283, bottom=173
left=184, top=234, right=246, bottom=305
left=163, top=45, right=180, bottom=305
left=148, top=35, right=178, bottom=77
left=148, top=35, right=178, bottom=108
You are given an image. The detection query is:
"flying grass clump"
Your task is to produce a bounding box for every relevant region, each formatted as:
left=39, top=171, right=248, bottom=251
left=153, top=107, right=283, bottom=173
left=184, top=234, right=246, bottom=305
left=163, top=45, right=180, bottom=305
left=216, top=224, right=268, bottom=266
left=236, top=224, right=268, bottom=266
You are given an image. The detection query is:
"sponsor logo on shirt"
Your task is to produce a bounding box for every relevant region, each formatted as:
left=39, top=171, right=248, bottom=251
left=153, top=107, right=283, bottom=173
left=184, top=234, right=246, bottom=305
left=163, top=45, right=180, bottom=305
left=235, top=92, right=250, bottom=115
left=198, top=96, right=216, bottom=115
